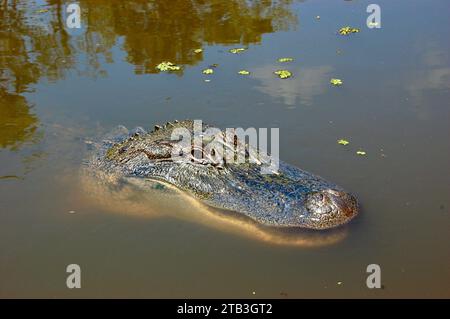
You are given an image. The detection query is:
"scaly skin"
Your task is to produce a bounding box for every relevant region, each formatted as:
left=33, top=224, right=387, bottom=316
left=87, top=120, right=358, bottom=230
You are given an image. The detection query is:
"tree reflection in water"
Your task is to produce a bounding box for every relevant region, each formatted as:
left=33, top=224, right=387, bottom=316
left=0, top=0, right=297, bottom=150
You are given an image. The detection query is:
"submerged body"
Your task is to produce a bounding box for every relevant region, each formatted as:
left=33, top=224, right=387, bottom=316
left=87, top=120, right=358, bottom=230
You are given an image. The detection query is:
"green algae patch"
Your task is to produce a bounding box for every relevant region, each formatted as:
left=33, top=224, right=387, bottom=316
left=274, top=70, right=292, bottom=79
left=156, top=61, right=181, bottom=72
left=338, top=26, right=360, bottom=35
left=330, top=78, right=343, bottom=86
left=356, top=150, right=367, bottom=156
left=238, top=70, right=250, bottom=75
left=337, top=139, right=350, bottom=146
left=229, top=48, right=247, bottom=54
left=202, top=68, right=214, bottom=75
left=277, top=57, right=294, bottom=63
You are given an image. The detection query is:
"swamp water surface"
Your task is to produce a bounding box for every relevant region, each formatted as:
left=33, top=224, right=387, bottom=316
left=0, top=0, right=449, bottom=297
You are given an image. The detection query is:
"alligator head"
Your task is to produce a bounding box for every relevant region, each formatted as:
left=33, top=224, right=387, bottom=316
left=88, top=120, right=358, bottom=230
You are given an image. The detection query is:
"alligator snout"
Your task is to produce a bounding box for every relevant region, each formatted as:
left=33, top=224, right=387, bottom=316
left=305, top=189, right=358, bottom=229
left=324, top=189, right=358, bottom=218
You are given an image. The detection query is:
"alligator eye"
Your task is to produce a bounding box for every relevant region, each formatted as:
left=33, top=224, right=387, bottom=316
left=314, top=193, right=324, bottom=202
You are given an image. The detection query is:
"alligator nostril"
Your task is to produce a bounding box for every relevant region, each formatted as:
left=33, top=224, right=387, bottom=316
left=321, top=189, right=358, bottom=218
left=337, top=193, right=358, bottom=217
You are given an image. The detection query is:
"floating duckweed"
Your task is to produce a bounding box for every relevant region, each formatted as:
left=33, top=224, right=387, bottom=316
left=274, top=70, right=292, bottom=79
left=194, top=48, right=203, bottom=54
left=36, top=8, right=49, bottom=14
left=202, top=68, right=214, bottom=75
left=356, top=151, right=367, bottom=156
left=277, top=57, right=294, bottom=63
left=238, top=70, right=250, bottom=75
left=229, top=48, right=247, bottom=54
left=338, top=26, right=360, bottom=35
left=330, top=78, right=343, bottom=86
left=337, top=139, right=350, bottom=146
left=156, top=61, right=181, bottom=72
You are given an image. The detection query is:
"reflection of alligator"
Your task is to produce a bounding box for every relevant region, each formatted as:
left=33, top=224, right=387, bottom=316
left=87, top=120, right=358, bottom=230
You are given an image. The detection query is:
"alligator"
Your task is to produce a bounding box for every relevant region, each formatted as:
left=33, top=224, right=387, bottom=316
left=86, top=120, right=358, bottom=230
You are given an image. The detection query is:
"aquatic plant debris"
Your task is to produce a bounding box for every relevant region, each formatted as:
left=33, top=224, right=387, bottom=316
left=202, top=68, right=214, bottom=75
left=36, top=9, right=49, bottom=14
left=156, top=61, right=181, bottom=72
left=238, top=70, right=250, bottom=75
left=274, top=70, right=292, bottom=79
left=337, top=139, right=350, bottom=146
left=330, top=78, right=343, bottom=86
left=338, top=26, right=360, bottom=35
left=356, top=151, right=367, bottom=156
left=277, top=57, right=294, bottom=63
left=229, top=48, right=247, bottom=54
left=194, top=48, right=203, bottom=54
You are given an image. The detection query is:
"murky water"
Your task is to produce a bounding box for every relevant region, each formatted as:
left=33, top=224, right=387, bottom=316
left=1, top=0, right=449, bottom=298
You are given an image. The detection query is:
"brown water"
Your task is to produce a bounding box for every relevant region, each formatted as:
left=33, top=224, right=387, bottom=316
left=0, top=0, right=449, bottom=298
